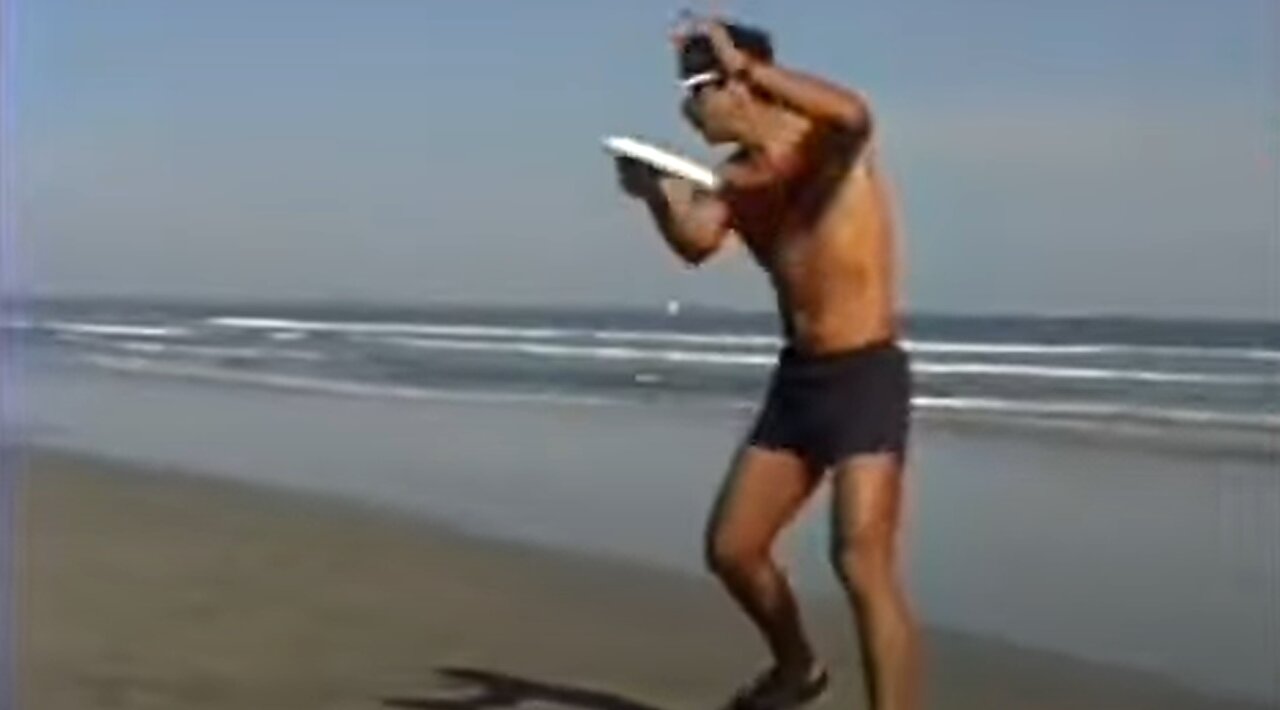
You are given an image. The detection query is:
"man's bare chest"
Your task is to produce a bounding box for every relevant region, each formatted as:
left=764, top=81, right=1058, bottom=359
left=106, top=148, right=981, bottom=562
left=726, top=169, right=857, bottom=268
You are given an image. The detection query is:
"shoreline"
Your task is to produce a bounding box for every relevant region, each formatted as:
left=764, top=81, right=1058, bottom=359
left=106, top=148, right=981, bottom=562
left=26, top=357, right=1280, bottom=462
left=17, top=446, right=1271, bottom=709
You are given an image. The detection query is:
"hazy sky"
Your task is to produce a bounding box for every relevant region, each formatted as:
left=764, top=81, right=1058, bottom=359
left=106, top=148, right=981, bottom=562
left=14, top=0, right=1279, bottom=318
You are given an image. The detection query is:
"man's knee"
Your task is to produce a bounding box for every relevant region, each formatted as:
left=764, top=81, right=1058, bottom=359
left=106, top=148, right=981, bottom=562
left=705, top=528, right=769, bottom=578
left=830, top=522, right=896, bottom=593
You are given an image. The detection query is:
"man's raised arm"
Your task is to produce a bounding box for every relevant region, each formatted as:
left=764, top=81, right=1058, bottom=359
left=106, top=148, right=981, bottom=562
left=704, top=20, right=872, bottom=136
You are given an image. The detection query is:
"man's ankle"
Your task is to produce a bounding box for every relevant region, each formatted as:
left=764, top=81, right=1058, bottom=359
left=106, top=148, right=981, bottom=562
left=775, top=651, right=820, bottom=682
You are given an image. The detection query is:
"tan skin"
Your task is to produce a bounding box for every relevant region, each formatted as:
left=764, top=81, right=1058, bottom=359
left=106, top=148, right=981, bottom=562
left=616, top=20, right=921, bottom=710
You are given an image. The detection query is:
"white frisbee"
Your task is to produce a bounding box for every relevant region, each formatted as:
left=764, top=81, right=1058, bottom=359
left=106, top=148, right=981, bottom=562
left=603, top=135, right=720, bottom=190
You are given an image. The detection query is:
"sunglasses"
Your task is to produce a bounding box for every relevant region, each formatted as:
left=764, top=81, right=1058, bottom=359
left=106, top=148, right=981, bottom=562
left=681, top=71, right=724, bottom=98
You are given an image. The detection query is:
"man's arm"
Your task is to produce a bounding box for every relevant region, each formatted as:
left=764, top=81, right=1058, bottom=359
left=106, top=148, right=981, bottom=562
left=703, top=20, right=872, bottom=136
left=640, top=176, right=732, bottom=267
left=741, top=61, right=872, bottom=136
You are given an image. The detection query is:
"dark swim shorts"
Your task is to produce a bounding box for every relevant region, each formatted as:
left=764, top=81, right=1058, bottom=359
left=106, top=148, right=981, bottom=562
left=748, top=339, right=912, bottom=469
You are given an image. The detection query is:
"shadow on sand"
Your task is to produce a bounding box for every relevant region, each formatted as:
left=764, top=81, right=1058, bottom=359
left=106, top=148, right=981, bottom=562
left=382, top=667, right=669, bottom=710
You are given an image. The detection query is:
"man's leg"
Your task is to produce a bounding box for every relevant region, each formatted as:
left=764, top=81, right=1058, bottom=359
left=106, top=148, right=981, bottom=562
left=830, top=452, right=921, bottom=710
left=705, top=444, right=823, bottom=682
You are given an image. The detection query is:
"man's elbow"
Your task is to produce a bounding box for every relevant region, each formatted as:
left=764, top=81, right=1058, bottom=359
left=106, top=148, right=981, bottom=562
left=832, top=93, right=873, bottom=137
left=675, top=228, right=727, bottom=267
left=678, top=239, right=722, bottom=267
left=679, top=245, right=717, bottom=268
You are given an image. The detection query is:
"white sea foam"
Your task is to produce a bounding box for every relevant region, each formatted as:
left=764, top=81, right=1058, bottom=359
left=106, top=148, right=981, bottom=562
left=372, top=336, right=777, bottom=366
left=81, top=355, right=637, bottom=408
left=913, top=396, right=1280, bottom=430
left=372, top=336, right=1275, bottom=386
left=44, top=321, right=191, bottom=338
left=207, top=315, right=1280, bottom=362
left=60, top=335, right=323, bottom=362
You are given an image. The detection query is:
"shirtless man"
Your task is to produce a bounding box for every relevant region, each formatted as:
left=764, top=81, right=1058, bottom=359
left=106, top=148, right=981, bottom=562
left=613, top=18, right=921, bottom=710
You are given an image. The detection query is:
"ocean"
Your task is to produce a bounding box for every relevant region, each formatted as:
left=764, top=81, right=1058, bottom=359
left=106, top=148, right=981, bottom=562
left=9, top=298, right=1279, bottom=452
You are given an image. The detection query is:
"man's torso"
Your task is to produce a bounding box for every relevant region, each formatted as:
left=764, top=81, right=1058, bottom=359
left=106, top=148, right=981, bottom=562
left=723, top=127, right=901, bottom=355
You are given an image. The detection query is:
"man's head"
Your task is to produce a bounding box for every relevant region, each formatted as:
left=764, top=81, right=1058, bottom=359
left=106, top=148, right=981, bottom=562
left=677, top=22, right=775, bottom=144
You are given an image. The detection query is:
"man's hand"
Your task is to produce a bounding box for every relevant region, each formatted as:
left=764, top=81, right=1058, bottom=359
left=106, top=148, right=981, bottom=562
left=669, top=9, right=696, bottom=49
left=614, top=156, right=660, bottom=199
left=698, top=17, right=750, bottom=76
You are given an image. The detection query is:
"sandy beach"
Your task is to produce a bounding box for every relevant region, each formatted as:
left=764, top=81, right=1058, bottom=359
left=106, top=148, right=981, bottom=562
left=18, top=448, right=1269, bottom=710
left=14, top=0, right=1279, bottom=704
